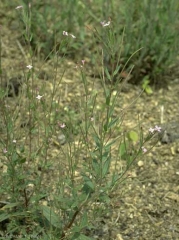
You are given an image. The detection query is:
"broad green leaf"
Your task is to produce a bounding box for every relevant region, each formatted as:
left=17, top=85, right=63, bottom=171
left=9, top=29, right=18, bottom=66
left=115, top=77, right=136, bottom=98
left=142, top=76, right=153, bottom=95
left=119, top=142, right=127, bottom=158
left=145, top=85, right=153, bottom=94
left=119, top=141, right=131, bottom=161
left=128, top=130, right=139, bottom=142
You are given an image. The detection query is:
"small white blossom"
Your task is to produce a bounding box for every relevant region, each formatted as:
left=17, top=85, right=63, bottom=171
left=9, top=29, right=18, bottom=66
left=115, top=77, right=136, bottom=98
left=15, top=6, right=23, bottom=9
left=26, top=65, right=33, bottom=70
left=60, top=123, right=66, bottom=128
left=149, top=127, right=155, bottom=133
left=149, top=125, right=162, bottom=133
left=3, top=148, right=7, bottom=153
left=101, top=21, right=111, bottom=27
left=154, top=125, right=162, bottom=132
left=69, top=34, right=76, bottom=38
left=142, top=146, right=147, bottom=153
left=63, top=31, right=76, bottom=38
left=63, top=31, right=68, bottom=36
left=36, top=95, right=43, bottom=100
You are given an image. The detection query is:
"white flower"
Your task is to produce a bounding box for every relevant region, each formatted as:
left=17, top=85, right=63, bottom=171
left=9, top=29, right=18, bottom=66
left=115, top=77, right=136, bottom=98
left=3, top=148, right=7, bottom=153
left=63, top=31, right=76, bottom=38
left=36, top=95, right=43, bottom=100
left=154, top=125, right=162, bottom=132
left=15, top=6, right=23, bottom=9
left=101, top=21, right=111, bottom=27
left=26, top=65, right=33, bottom=70
left=149, top=127, right=155, bottom=133
left=63, top=31, right=68, bottom=36
left=60, top=123, right=66, bottom=128
left=142, top=146, right=147, bottom=153
left=69, top=34, right=76, bottom=38
left=149, top=125, right=162, bottom=133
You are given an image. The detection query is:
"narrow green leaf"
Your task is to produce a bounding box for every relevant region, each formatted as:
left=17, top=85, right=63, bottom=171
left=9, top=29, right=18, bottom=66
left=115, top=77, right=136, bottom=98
left=113, top=65, right=121, bottom=77
left=1, top=202, right=20, bottom=210
left=104, top=67, right=111, bottom=81
left=92, top=159, right=99, bottom=174
left=79, top=212, right=88, bottom=228
left=104, top=139, right=116, bottom=151
left=78, top=234, right=93, bottom=240
left=105, top=94, right=111, bottom=106
left=99, top=193, right=111, bottom=204
left=108, top=117, right=119, bottom=129
left=71, top=232, right=80, bottom=239
left=102, top=151, right=109, bottom=162
left=102, top=158, right=111, bottom=177
left=40, top=205, right=61, bottom=229
left=103, top=122, right=108, bottom=132
left=0, top=213, right=10, bottom=222
left=93, top=134, right=101, bottom=149
left=82, top=176, right=95, bottom=195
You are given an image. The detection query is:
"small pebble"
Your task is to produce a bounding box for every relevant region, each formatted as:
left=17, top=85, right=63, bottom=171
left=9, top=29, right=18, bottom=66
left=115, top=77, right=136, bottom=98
left=138, top=160, right=144, bottom=167
left=116, top=233, right=124, bottom=240
left=58, top=134, right=66, bottom=145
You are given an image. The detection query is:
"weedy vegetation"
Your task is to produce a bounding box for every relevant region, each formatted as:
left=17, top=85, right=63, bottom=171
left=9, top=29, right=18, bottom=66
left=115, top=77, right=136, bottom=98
left=0, top=0, right=179, bottom=239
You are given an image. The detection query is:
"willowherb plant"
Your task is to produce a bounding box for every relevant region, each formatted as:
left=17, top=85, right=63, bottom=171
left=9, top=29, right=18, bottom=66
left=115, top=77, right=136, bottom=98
left=0, top=4, right=162, bottom=240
